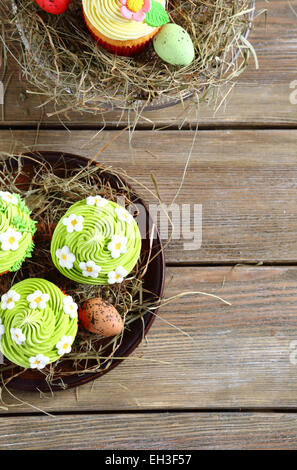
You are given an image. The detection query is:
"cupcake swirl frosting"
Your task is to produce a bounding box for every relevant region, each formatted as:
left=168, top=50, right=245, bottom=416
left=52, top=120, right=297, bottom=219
left=0, top=192, right=36, bottom=273
left=0, top=278, right=78, bottom=369
left=82, top=0, right=166, bottom=41
left=50, top=197, right=142, bottom=285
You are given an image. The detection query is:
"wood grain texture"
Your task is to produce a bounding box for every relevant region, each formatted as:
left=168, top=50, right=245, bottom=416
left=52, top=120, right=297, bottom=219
left=1, top=129, right=297, bottom=263
left=2, top=0, right=297, bottom=447
left=2, top=266, right=297, bottom=413
left=1, top=412, right=297, bottom=449
left=1, top=0, right=297, bottom=127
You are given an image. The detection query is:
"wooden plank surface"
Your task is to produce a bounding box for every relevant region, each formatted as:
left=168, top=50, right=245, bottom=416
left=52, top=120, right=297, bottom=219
left=2, top=265, right=297, bottom=413
left=1, top=0, right=297, bottom=450
left=2, top=0, right=297, bottom=128
left=1, top=412, right=297, bottom=449
left=1, top=129, right=297, bottom=263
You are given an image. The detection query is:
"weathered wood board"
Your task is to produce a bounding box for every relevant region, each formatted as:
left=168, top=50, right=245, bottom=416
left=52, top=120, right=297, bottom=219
left=1, top=129, right=297, bottom=263
left=1, top=0, right=297, bottom=450
left=1, top=412, right=297, bottom=449
left=1, top=266, right=297, bottom=414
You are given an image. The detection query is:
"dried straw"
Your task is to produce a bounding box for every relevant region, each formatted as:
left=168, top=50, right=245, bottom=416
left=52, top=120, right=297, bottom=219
left=0, top=0, right=255, bottom=116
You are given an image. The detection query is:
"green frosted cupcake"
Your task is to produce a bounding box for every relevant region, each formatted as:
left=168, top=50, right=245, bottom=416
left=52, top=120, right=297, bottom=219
left=50, top=196, right=142, bottom=285
left=0, top=191, right=36, bottom=274
left=0, top=278, right=78, bottom=369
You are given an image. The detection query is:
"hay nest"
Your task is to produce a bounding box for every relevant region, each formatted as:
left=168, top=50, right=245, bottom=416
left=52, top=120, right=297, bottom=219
left=1, top=0, right=255, bottom=115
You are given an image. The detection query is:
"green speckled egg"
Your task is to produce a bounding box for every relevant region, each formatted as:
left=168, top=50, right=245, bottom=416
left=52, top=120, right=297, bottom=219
left=153, top=23, right=195, bottom=66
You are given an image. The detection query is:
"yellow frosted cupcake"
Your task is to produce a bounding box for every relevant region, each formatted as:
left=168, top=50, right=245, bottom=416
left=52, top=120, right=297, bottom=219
left=82, top=0, right=169, bottom=56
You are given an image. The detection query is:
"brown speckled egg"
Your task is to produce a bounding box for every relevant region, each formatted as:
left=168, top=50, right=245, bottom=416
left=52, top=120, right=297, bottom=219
left=79, top=298, right=124, bottom=337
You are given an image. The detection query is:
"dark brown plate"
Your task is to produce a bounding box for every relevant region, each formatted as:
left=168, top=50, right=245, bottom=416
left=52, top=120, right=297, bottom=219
left=1, top=151, right=165, bottom=392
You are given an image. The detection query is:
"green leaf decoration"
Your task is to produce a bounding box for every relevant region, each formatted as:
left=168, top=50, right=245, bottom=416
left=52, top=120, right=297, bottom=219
left=25, top=240, right=35, bottom=258
left=145, top=1, right=169, bottom=27
left=30, top=219, right=38, bottom=235
left=12, top=216, right=37, bottom=234
left=9, top=241, right=35, bottom=272
left=12, top=215, right=29, bottom=233
left=9, top=260, right=23, bottom=272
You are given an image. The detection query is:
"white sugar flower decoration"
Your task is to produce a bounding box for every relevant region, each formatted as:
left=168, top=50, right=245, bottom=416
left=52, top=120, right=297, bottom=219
left=29, top=354, right=49, bottom=370
left=62, top=213, right=84, bottom=234
left=0, top=191, right=18, bottom=205
left=86, top=195, right=108, bottom=208
left=27, top=290, right=50, bottom=310
left=79, top=260, right=102, bottom=279
left=0, top=318, right=5, bottom=339
left=10, top=327, right=26, bottom=346
left=108, top=266, right=128, bottom=284
left=63, top=296, right=78, bottom=319
left=107, top=235, right=127, bottom=259
left=115, top=206, right=133, bottom=224
left=56, top=336, right=73, bottom=356
left=1, top=290, right=20, bottom=310
left=0, top=228, right=22, bottom=251
left=56, top=246, right=76, bottom=269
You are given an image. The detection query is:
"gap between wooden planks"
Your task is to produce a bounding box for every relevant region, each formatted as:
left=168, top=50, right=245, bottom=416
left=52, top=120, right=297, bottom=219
left=1, top=129, right=297, bottom=263
left=1, top=266, right=297, bottom=414
left=1, top=0, right=297, bottom=128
